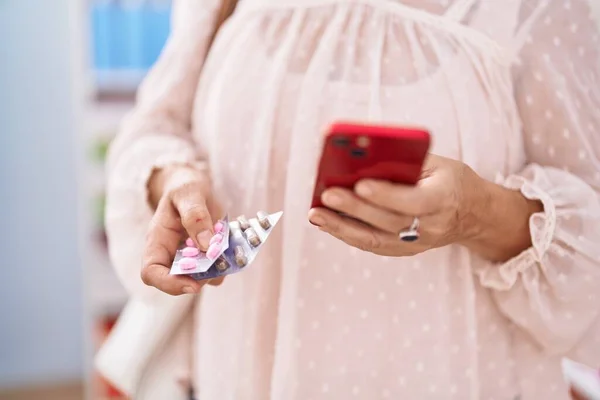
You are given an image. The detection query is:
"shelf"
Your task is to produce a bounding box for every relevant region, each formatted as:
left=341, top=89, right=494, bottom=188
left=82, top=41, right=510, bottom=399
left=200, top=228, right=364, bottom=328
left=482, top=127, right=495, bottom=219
left=80, top=2, right=171, bottom=398
left=94, top=90, right=136, bottom=104
left=92, top=70, right=144, bottom=104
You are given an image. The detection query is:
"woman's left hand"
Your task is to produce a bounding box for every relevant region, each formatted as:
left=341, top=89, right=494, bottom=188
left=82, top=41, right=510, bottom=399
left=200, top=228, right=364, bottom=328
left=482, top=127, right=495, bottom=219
left=307, top=154, right=487, bottom=257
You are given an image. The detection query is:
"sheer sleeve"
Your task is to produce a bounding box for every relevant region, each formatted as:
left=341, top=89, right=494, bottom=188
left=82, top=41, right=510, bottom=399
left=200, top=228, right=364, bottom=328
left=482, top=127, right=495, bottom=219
left=476, top=0, right=600, bottom=353
left=105, top=0, right=222, bottom=299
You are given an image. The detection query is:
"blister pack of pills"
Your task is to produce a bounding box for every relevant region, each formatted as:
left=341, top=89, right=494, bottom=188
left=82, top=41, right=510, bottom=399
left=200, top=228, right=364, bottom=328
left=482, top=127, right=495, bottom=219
left=562, top=358, right=600, bottom=400
left=170, top=211, right=283, bottom=281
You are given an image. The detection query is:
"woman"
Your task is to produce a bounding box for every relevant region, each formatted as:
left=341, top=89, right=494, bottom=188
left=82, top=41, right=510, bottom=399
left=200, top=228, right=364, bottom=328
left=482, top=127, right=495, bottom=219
left=98, top=0, right=600, bottom=399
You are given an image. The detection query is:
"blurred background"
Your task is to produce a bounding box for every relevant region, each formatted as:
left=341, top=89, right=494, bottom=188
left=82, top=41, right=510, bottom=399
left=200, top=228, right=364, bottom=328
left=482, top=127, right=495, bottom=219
left=1, top=0, right=171, bottom=398
left=0, top=1, right=599, bottom=399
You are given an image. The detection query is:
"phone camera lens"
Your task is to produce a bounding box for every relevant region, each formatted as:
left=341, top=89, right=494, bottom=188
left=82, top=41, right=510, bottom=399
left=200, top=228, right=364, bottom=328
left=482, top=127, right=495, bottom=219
left=332, top=136, right=350, bottom=147
left=350, top=148, right=367, bottom=158
left=356, top=136, right=370, bottom=148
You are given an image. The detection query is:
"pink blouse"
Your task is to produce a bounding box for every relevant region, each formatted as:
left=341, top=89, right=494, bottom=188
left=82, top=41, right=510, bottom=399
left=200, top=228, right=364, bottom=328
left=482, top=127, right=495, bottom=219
left=104, top=0, right=600, bottom=399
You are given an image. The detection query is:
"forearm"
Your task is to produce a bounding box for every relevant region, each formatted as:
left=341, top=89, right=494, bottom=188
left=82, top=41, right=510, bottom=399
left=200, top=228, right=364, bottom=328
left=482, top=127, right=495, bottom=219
left=460, top=174, right=544, bottom=263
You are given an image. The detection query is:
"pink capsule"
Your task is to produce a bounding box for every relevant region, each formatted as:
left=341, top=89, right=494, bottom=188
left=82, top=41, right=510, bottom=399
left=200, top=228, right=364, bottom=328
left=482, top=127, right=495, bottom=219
left=181, top=247, right=199, bottom=257
left=209, top=233, right=224, bottom=246
left=185, top=238, right=195, bottom=247
left=206, top=242, right=222, bottom=260
left=214, top=221, right=225, bottom=233
left=179, top=257, right=196, bottom=271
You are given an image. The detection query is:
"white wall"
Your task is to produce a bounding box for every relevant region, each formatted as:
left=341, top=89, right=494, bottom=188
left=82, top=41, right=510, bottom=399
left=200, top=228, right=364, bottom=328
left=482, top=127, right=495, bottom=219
left=0, top=0, right=84, bottom=387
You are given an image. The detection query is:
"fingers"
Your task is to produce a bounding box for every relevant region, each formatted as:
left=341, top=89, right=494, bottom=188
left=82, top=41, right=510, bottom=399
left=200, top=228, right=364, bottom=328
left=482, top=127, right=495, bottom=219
left=308, top=207, right=421, bottom=256
left=142, top=167, right=226, bottom=296
left=170, top=183, right=215, bottom=251
left=142, top=200, right=206, bottom=295
left=354, top=178, right=444, bottom=216
left=141, top=263, right=206, bottom=296
left=320, top=188, right=413, bottom=233
left=141, top=212, right=224, bottom=295
left=309, top=207, right=384, bottom=252
left=208, top=276, right=226, bottom=286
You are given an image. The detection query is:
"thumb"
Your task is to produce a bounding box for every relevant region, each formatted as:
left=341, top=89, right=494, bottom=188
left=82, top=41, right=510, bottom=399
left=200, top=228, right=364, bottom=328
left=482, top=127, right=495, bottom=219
left=171, top=187, right=215, bottom=251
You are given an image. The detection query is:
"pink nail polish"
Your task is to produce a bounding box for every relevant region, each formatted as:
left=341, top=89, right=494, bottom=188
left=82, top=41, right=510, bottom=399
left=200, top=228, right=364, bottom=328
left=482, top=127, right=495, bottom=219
left=185, top=238, right=195, bottom=247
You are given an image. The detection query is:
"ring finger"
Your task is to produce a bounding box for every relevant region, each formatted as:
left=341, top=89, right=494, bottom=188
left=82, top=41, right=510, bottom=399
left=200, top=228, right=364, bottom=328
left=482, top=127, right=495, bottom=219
left=321, top=188, right=413, bottom=234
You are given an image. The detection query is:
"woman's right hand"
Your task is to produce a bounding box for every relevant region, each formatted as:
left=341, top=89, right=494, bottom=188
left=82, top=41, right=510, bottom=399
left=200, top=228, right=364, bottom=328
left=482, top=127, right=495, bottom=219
left=142, top=164, right=224, bottom=296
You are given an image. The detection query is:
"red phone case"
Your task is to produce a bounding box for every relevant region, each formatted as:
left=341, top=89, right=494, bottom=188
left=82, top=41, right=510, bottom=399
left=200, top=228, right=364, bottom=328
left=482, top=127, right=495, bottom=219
left=311, top=122, right=431, bottom=209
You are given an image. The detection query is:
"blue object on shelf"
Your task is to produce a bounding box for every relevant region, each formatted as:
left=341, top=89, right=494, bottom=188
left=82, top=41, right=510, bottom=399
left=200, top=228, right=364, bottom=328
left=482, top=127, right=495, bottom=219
left=90, top=0, right=172, bottom=92
left=91, top=2, right=112, bottom=70
left=107, top=2, right=130, bottom=69
left=141, top=3, right=172, bottom=69
left=127, top=3, right=145, bottom=70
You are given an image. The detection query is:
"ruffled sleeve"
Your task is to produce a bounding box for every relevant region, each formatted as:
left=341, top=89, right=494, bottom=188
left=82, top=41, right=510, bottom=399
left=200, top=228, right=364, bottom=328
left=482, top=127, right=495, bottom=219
left=476, top=0, right=600, bottom=353
left=105, top=0, right=222, bottom=299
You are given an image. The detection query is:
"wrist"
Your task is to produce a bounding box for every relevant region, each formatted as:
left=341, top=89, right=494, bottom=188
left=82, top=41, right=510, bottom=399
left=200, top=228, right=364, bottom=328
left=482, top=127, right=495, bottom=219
left=459, top=173, right=543, bottom=262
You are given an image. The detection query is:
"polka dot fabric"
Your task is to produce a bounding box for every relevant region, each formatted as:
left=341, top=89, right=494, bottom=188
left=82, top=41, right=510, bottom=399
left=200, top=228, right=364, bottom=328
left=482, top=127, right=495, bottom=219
left=104, top=0, right=600, bottom=399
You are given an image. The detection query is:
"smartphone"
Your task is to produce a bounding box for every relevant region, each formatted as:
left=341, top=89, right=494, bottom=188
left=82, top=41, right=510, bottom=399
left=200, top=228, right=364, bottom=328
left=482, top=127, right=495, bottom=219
left=562, top=358, right=600, bottom=400
left=311, top=121, right=431, bottom=209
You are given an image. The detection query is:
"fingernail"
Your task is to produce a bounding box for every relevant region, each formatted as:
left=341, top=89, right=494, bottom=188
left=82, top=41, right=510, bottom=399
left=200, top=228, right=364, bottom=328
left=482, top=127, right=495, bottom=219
left=309, top=214, right=325, bottom=227
left=183, top=286, right=196, bottom=294
left=355, top=181, right=373, bottom=197
left=322, top=191, right=342, bottom=207
left=197, top=230, right=212, bottom=250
